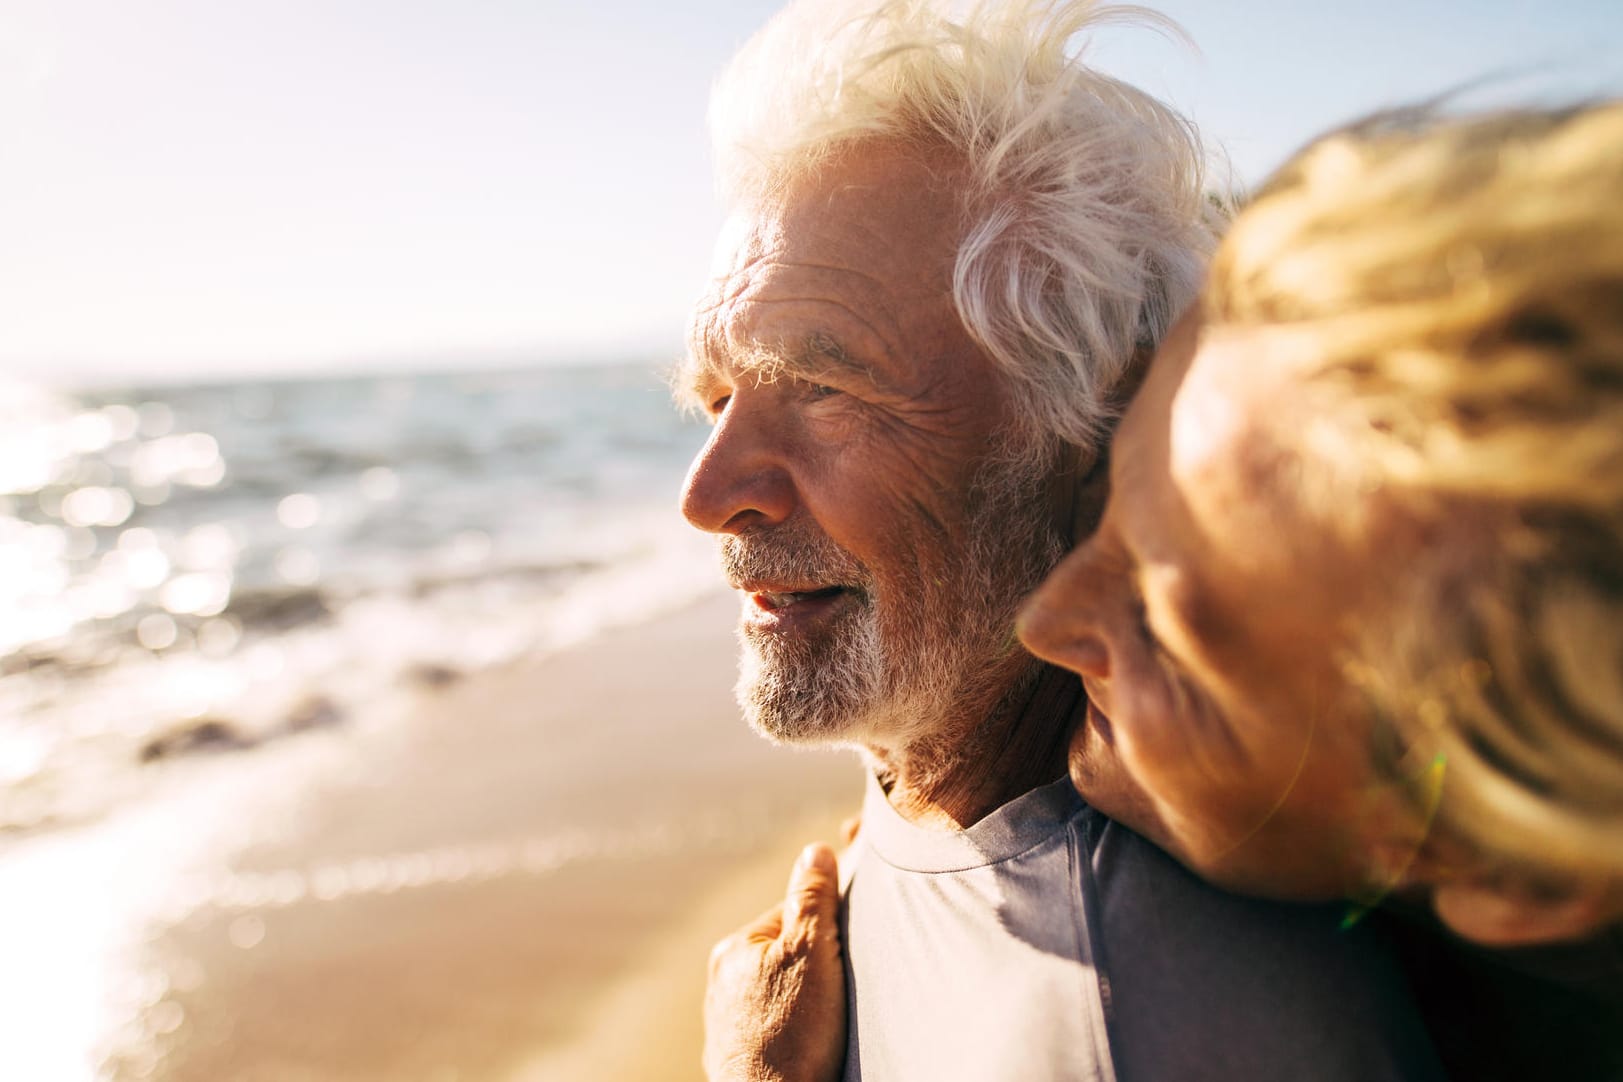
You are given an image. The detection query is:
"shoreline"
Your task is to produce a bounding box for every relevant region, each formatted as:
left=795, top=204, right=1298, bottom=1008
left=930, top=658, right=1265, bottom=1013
left=505, top=804, right=857, bottom=1082
left=49, top=588, right=865, bottom=1081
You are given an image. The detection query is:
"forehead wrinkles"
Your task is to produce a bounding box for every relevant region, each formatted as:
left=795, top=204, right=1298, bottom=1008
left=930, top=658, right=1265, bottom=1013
left=682, top=149, right=969, bottom=399
left=689, top=254, right=911, bottom=383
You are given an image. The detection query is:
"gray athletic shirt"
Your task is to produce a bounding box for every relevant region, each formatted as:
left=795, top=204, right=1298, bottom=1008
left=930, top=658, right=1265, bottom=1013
left=841, top=773, right=1443, bottom=1082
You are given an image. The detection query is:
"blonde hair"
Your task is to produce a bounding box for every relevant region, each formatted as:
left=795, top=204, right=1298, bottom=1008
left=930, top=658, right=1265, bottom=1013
left=709, top=0, right=1217, bottom=455
left=1207, top=103, right=1623, bottom=880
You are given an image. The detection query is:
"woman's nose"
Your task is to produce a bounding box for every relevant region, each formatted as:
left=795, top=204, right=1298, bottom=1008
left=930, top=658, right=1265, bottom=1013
left=1018, top=542, right=1113, bottom=679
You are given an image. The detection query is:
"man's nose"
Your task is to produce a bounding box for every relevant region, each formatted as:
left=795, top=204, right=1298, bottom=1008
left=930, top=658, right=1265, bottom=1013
left=679, top=397, right=797, bottom=535
left=1017, top=543, right=1112, bottom=679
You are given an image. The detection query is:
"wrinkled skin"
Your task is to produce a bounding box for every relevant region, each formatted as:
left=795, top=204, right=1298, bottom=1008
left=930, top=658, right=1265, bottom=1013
left=679, top=143, right=1063, bottom=768
left=704, top=844, right=846, bottom=1082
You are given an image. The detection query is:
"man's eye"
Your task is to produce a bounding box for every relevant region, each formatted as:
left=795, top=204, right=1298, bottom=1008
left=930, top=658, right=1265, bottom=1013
left=804, top=382, right=840, bottom=400
left=709, top=394, right=731, bottom=417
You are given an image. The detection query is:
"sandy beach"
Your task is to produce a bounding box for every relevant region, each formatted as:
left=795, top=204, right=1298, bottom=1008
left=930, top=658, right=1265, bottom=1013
left=7, top=591, right=862, bottom=1082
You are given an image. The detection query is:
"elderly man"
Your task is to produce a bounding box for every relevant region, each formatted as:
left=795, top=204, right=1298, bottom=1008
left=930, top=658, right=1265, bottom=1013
left=679, top=2, right=1441, bottom=1079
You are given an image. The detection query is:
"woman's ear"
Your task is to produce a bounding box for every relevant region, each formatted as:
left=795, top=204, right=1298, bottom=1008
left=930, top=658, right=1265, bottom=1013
left=1432, top=877, right=1615, bottom=947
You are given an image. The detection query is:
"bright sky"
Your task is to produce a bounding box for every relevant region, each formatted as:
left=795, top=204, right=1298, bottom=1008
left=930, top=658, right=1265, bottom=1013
left=2, top=0, right=1618, bottom=384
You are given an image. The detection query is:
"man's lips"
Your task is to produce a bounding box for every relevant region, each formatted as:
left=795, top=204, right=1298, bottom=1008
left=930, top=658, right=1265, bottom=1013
left=747, top=584, right=850, bottom=611
left=731, top=582, right=858, bottom=630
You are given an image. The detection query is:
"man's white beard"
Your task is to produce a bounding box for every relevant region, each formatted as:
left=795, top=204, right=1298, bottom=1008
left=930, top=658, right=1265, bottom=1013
left=725, top=453, right=1067, bottom=750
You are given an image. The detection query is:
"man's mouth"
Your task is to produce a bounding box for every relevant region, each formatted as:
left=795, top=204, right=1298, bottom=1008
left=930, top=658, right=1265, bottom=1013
left=736, top=582, right=857, bottom=632
left=750, top=585, right=850, bottom=611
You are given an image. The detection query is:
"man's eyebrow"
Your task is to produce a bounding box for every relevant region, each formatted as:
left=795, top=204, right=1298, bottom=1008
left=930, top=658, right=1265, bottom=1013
left=676, top=331, right=885, bottom=406
left=791, top=332, right=873, bottom=384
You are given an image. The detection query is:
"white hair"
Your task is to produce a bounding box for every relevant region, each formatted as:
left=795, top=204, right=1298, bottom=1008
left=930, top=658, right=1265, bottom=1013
left=710, top=0, right=1220, bottom=454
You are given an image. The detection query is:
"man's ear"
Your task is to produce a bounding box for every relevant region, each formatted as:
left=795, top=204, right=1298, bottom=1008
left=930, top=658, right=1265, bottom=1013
left=1432, top=878, right=1615, bottom=947
left=1071, top=449, right=1111, bottom=541
left=1067, top=340, right=1153, bottom=541
left=1116, top=341, right=1156, bottom=407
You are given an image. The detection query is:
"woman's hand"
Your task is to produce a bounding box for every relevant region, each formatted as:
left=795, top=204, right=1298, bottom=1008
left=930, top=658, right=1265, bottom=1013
left=703, top=843, right=847, bottom=1082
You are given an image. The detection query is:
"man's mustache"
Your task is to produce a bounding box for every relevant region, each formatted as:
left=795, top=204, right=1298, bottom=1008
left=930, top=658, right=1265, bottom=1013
left=719, top=529, right=871, bottom=592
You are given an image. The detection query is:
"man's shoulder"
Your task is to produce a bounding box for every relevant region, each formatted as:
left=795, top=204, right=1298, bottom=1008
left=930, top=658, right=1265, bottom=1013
left=840, top=784, right=1113, bottom=1082
left=1087, top=818, right=1444, bottom=1081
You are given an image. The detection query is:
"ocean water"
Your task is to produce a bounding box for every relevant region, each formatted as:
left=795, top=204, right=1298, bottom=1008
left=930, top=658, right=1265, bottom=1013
left=0, top=361, right=718, bottom=838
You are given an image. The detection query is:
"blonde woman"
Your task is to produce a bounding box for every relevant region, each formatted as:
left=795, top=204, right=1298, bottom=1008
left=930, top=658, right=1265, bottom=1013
left=1013, top=100, right=1623, bottom=1080
left=1020, top=101, right=1623, bottom=948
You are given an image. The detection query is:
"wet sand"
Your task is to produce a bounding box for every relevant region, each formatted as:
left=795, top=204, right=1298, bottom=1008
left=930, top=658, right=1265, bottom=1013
left=23, top=592, right=861, bottom=1082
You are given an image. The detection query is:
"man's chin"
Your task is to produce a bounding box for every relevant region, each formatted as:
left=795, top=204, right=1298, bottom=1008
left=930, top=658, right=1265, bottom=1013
left=734, top=673, right=867, bottom=747
left=741, top=707, right=854, bottom=747
left=732, top=605, right=882, bottom=744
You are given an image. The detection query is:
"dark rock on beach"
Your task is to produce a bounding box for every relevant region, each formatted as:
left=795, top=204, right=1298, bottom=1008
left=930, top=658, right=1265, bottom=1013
left=139, top=718, right=256, bottom=763
left=403, top=662, right=463, bottom=690
left=226, top=587, right=333, bottom=631
left=283, top=695, right=345, bottom=734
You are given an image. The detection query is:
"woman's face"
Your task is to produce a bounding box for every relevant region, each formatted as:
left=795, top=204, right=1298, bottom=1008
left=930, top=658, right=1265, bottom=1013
left=1019, top=315, right=1428, bottom=900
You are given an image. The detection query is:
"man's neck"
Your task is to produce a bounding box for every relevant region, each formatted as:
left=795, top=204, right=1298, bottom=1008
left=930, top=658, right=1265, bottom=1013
left=870, top=663, right=1083, bottom=830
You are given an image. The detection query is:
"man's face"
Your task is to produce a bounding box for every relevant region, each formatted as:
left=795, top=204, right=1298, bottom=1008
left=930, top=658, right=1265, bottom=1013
left=679, top=146, right=1067, bottom=749
left=1019, top=315, right=1416, bottom=898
